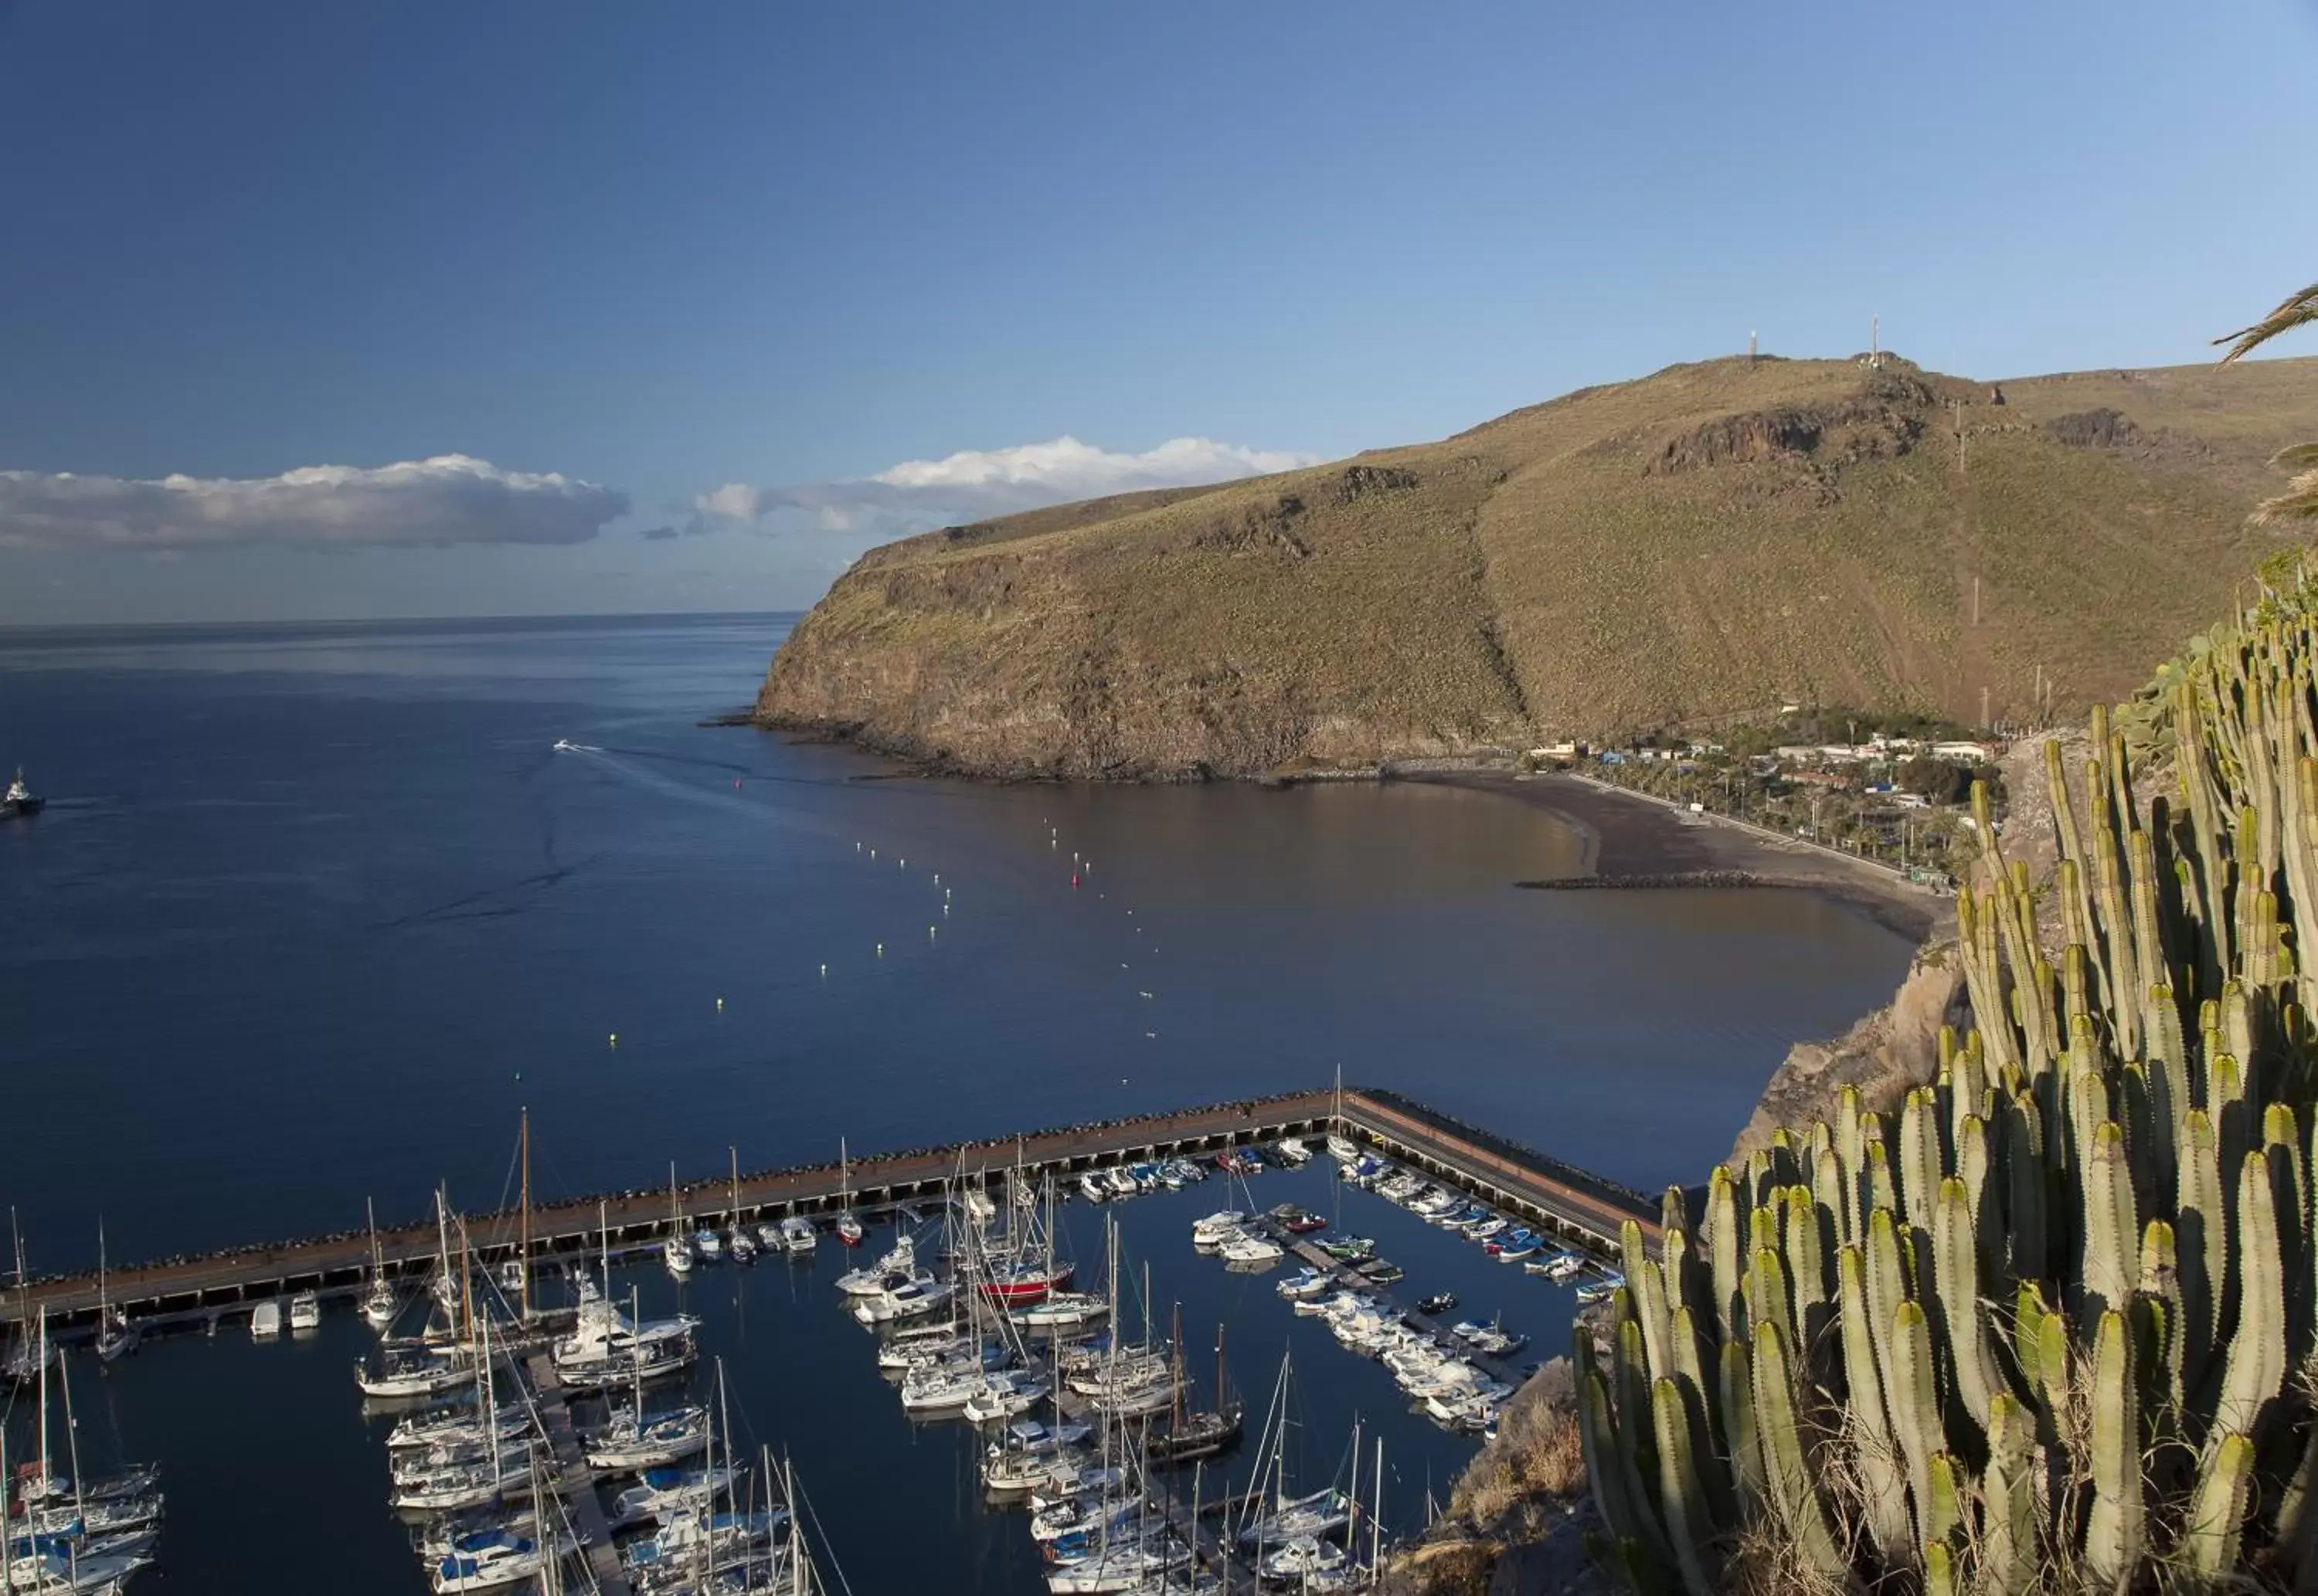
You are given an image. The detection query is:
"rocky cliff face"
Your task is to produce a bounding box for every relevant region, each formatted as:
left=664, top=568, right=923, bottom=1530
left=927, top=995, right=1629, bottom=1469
left=758, top=355, right=2316, bottom=778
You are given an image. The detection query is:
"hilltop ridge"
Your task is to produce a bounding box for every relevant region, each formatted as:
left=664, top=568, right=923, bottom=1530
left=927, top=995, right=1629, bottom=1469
left=756, top=353, right=2318, bottom=779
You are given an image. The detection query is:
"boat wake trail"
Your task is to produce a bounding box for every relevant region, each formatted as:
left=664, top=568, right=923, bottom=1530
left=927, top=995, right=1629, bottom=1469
left=371, top=853, right=603, bottom=932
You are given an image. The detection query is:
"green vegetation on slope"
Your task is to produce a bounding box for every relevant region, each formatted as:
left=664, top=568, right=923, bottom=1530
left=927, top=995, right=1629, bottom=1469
left=758, top=353, right=2318, bottom=779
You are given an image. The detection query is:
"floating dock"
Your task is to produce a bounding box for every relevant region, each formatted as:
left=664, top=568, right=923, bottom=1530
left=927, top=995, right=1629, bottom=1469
left=3, top=1086, right=1657, bottom=1337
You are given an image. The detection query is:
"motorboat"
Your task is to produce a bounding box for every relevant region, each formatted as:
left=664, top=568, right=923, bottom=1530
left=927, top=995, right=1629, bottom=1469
left=900, top=1360, right=989, bottom=1414
left=692, top=1228, right=724, bottom=1263
left=364, top=1278, right=399, bottom=1333
left=1416, top=1292, right=1458, bottom=1317
left=780, top=1215, right=817, bottom=1254
left=1189, top=1211, right=1245, bottom=1248
left=728, top=1226, right=758, bottom=1263
left=1260, top=1536, right=1348, bottom=1581
left=837, top=1235, right=915, bottom=1295
left=2, top=768, right=43, bottom=821
left=664, top=1234, right=695, bottom=1277
left=1218, top=1233, right=1282, bottom=1265
left=1271, top=1137, right=1312, bottom=1165
left=1078, top=1173, right=1111, bottom=1203
left=1275, top=1268, right=1331, bottom=1302
left=289, top=1292, right=321, bottom=1332
left=851, top=1272, right=955, bottom=1325
left=1317, top=1235, right=1375, bottom=1262
left=251, top=1301, right=283, bottom=1340
left=1103, top=1167, right=1139, bottom=1198
left=960, top=1370, right=1052, bottom=1424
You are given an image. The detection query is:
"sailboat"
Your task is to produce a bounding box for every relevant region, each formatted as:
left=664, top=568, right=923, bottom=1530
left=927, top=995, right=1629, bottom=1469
left=834, top=1138, right=864, bottom=1246
left=726, top=1146, right=758, bottom=1262
left=93, top=1221, right=134, bottom=1363
left=1144, top=1316, right=1241, bottom=1465
left=4, top=1211, right=56, bottom=1383
left=664, top=1163, right=696, bottom=1277
left=363, top=1197, right=399, bottom=1332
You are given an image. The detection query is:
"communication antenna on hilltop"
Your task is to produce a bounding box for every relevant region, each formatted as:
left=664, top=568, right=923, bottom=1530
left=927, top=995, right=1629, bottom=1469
left=1868, top=314, right=1884, bottom=369
left=1748, top=329, right=1758, bottom=363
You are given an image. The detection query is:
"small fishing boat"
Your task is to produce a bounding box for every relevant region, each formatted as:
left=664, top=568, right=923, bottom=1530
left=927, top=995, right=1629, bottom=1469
left=1317, top=1235, right=1375, bottom=1262
left=1575, top=1270, right=1626, bottom=1306
left=1275, top=1268, right=1331, bottom=1302
left=692, top=1227, right=724, bottom=1263
left=1416, top=1292, right=1458, bottom=1317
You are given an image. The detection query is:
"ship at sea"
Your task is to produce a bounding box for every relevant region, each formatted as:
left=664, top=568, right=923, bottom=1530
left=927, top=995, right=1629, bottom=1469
left=2, top=768, right=42, bottom=820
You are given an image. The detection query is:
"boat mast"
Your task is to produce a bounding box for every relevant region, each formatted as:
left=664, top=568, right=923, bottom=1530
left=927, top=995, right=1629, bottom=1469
left=96, top=1219, right=108, bottom=1335
left=519, top=1107, right=532, bottom=1322
left=1371, top=1434, right=1385, bottom=1574
left=35, top=1306, right=49, bottom=1493
left=58, top=1329, right=86, bottom=1526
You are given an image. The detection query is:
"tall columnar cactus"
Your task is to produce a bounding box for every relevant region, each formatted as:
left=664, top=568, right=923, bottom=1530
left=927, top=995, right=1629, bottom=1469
left=1581, top=550, right=2318, bottom=1592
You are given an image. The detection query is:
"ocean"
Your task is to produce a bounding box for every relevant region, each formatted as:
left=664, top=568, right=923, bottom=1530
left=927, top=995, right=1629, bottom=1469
left=0, top=613, right=1913, bottom=1591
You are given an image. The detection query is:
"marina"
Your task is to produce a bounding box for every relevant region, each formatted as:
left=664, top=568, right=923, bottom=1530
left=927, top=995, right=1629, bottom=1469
left=1, top=1088, right=1655, bottom=1343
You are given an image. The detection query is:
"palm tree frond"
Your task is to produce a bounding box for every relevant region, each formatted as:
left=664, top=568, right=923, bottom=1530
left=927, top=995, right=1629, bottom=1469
left=2214, top=280, right=2318, bottom=364
left=2272, top=443, right=2318, bottom=470
left=2250, top=470, right=2318, bottom=527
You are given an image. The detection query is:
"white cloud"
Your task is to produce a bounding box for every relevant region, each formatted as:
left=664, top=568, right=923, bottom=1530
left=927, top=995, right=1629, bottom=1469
left=870, top=436, right=1314, bottom=497
left=0, top=454, right=627, bottom=550
left=691, top=434, right=1320, bottom=534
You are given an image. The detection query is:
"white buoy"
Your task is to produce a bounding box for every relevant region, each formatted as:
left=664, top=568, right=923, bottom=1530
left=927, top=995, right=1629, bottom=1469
left=875, top=943, right=884, bottom=957
left=608, top=1033, right=619, bottom=1048
left=899, top=858, right=906, bottom=868
left=870, top=849, right=876, bottom=860
left=943, top=905, right=950, bottom=917
left=820, top=964, right=828, bottom=977
left=928, top=925, right=936, bottom=938
left=716, top=997, right=724, bottom=1011
left=933, top=873, right=940, bottom=884
left=857, top=842, right=862, bottom=852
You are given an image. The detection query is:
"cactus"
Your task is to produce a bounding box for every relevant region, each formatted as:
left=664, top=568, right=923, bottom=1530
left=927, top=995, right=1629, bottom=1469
left=1651, top=1377, right=1718, bottom=1596
left=1577, top=553, right=2318, bottom=1592
left=2085, top=1311, right=2143, bottom=1582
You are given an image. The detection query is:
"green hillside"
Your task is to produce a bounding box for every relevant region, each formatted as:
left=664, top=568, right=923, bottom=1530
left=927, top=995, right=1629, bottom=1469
left=756, top=353, right=2318, bottom=778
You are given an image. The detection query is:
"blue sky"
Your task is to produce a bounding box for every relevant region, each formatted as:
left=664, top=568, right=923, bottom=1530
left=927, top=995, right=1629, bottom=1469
left=2, top=0, right=2315, bottom=623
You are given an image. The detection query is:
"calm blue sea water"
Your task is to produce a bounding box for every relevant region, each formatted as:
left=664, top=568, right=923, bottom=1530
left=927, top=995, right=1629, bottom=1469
left=0, top=613, right=1915, bottom=1591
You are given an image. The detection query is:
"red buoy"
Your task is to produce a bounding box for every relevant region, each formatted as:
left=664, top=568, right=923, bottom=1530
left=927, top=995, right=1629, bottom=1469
left=1071, top=873, right=1082, bottom=888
